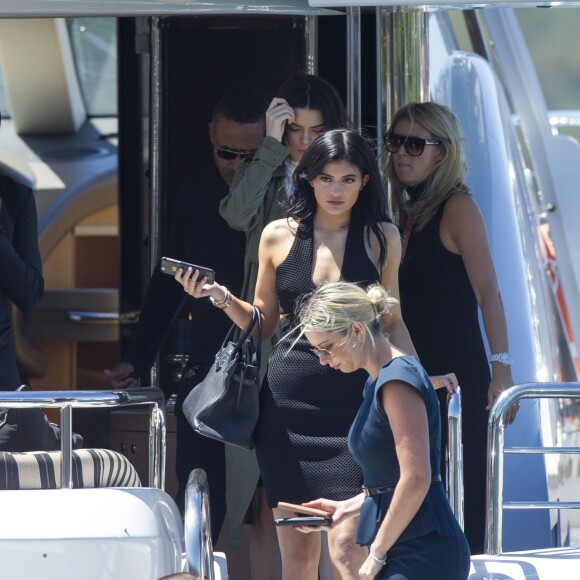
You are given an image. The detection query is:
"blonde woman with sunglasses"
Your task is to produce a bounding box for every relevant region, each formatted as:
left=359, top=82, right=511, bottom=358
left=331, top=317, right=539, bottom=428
left=296, top=281, right=470, bottom=580
left=385, top=102, right=516, bottom=555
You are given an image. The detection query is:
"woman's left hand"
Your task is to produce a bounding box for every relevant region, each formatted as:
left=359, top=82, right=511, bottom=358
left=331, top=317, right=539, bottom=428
left=175, top=266, right=223, bottom=300
left=430, top=373, right=458, bottom=394
left=358, top=554, right=384, bottom=580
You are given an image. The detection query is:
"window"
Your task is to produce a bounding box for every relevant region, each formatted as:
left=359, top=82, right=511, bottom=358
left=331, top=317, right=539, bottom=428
left=0, top=62, right=11, bottom=117
left=517, top=8, right=580, bottom=141
left=68, top=17, right=117, bottom=117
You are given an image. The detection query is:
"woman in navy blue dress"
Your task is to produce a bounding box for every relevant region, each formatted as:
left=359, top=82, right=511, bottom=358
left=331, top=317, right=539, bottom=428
left=296, top=281, right=470, bottom=580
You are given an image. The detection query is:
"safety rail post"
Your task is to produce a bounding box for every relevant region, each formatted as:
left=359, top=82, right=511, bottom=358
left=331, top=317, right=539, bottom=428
left=60, top=405, right=74, bottom=489
left=185, top=468, right=215, bottom=580
left=447, top=387, right=464, bottom=529
left=486, top=382, right=580, bottom=555
left=149, top=399, right=167, bottom=489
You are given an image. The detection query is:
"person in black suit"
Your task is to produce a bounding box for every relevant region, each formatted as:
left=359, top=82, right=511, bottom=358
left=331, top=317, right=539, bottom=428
left=105, top=85, right=268, bottom=546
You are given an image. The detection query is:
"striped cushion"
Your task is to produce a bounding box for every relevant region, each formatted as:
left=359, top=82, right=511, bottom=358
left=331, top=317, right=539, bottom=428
left=0, top=449, right=141, bottom=490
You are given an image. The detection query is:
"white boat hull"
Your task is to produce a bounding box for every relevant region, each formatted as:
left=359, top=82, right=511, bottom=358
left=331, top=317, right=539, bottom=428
left=470, top=546, right=580, bottom=579
left=0, top=488, right=185, bottom=579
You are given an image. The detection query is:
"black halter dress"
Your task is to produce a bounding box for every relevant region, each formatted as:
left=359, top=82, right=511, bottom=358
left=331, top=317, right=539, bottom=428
left=254, top=218, right=380, bottom=508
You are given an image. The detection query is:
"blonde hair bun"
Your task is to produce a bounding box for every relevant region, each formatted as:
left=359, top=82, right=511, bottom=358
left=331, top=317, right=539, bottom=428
left=366, top=284, right=398, bottom=318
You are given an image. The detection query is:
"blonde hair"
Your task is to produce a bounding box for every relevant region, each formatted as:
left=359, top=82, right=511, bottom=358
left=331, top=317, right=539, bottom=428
left=385, top=102, right=470, bottom=233
left=297, top=282, right=398, bottom=338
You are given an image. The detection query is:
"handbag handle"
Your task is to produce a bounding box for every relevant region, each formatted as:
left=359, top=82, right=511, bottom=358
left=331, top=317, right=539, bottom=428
left=221, top=306, right=262, bottom=367
left=252, top=306, right=262, bottom=368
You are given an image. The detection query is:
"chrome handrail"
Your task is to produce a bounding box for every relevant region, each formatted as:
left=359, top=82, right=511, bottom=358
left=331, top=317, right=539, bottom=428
left=184, top=468, right=215, bottom=580
left=548, top=109, right=580, bottom=128
left=0, top=387, right=166, bottom=489
left=486, top=382, right=580, bottom=555
left=446, top=386, right=464, bottom=529
left=67, top=311, right=119, bottom=323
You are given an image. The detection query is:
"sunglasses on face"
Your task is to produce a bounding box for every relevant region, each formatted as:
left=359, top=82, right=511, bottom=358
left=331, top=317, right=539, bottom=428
left=309, top=344, right=336, bottom=359
left=215, top=148, right=256, bottom=161
left=383, top=132, right=442, bottom=157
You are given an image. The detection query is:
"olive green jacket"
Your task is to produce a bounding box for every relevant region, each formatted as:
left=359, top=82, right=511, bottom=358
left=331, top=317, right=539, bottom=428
left=218, top=136, right=289, bottom=544
left=219, top=136, right=289, bottom=309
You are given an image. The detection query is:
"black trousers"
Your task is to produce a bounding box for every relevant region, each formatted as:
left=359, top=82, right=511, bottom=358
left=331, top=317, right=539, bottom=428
left=175, top=364, right=227, bottom=545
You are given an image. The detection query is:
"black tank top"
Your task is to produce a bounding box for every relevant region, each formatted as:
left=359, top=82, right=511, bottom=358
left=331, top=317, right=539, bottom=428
left=400, top=198, right=478, bottom=321
left=399, top=195, right=487, bottom=380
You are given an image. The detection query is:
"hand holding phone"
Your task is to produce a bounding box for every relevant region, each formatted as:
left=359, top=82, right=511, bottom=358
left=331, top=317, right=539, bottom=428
left=276, top=501, right=332, bottom=517
left=160, top=257, right=215, bottom=285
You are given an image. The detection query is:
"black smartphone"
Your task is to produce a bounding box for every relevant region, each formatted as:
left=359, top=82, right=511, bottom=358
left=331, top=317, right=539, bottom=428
left=274, top=516, right=331, bottom=527
left=160, top=257, right=215, bottom=285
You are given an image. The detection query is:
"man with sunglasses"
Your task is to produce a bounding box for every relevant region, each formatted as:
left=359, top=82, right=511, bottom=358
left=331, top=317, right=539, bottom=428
left=211, top=103, right=265, bottom=187
left=105, top=84, right=268, bottom=547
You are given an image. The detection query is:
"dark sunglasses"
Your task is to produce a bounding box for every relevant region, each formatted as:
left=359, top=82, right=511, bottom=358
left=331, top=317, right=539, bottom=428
left=383, top=132, right=442, bottom=157
left=215, top=148, right=256, bottom=161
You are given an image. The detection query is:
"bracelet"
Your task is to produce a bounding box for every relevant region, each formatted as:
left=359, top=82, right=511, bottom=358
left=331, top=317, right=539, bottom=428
left=369, top=549, right=387, bottom=566
left=210, top=287, right=232, bottom=309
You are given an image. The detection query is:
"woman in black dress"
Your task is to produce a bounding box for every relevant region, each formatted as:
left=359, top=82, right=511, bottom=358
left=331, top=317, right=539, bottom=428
left=385, top=102, right=517, bottom=554
left=177, top=129, right=416, bottom=579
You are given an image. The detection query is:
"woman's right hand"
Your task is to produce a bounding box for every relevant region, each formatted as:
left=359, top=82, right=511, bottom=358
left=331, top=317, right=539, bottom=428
left=301, top=495, right=363, bottom=527
left=292, top=498, right=338, bottom=533
left=266, top=97, right=294, bottom=142
left=175, top=267, right=225, bottom=301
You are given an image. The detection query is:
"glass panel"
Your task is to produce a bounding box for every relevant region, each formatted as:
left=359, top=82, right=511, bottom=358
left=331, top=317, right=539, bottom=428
left=517, top=8, right=580, bottom=142
left=68, top=17, right=117, bottom=116
left=0, top=61, right=11, bottom=117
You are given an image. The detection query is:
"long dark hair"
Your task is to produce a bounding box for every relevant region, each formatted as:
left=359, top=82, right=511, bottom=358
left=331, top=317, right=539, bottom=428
left=277, top=74, right=349, bottom=140
left=289, top=129, right=391, bottom=269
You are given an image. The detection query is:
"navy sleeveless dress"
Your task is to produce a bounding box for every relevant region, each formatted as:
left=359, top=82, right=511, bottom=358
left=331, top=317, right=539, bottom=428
left=399, top=195, right=490, bottom=554
left=350, top=356, right=470, bottom=579
left=254, top=218, right=380, bottom=507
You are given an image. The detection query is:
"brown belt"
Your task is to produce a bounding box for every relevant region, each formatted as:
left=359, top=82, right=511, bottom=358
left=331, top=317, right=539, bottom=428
left=363, top=474, right=442, bottom=497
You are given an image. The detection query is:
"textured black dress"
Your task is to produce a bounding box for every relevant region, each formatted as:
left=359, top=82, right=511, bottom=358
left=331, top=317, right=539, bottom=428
left=399, top=194, right=489, bottom=554
left=254, top=218, right=380, bottom=508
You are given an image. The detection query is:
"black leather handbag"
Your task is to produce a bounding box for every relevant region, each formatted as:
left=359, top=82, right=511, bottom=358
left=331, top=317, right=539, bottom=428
left=182, top=306, right=262, bottom=450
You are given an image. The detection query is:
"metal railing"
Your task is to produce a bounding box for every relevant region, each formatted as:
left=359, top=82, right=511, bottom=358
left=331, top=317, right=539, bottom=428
left=447, top=386, right=464, bottom=529
left=184, top=468, right=215, bottom=580
left=0, top=387, right=166, bottom=489
left=486, top=382, right=580, bottom=555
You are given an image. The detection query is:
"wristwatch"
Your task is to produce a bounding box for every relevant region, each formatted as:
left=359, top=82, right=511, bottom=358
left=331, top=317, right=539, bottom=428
left=488, top=352, right=512, bottom=367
